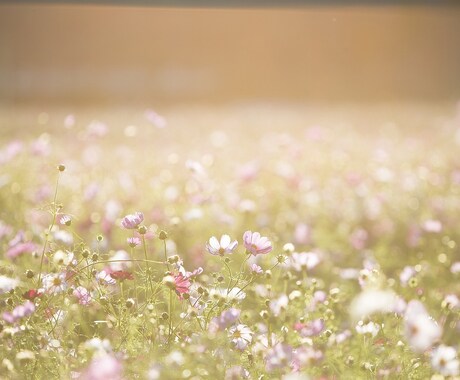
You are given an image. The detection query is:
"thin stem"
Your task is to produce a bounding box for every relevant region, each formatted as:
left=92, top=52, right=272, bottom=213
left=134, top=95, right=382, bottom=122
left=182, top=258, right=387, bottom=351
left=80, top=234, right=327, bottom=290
left=37, top=171, right=61, bottom=287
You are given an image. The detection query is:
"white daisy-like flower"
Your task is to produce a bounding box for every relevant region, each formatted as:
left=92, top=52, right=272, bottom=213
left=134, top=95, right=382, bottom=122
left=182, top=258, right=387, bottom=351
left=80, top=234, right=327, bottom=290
left=96, top=270, right=116, bottom=285
left=206, top=235, right=238, bottom=256
left=431, top=345, right=459, bottom=376
left=228, top=324, right=253, bottom=350
left=209, top=287, right=246, bottom=301
left=42, top=273, right=68, bottom=294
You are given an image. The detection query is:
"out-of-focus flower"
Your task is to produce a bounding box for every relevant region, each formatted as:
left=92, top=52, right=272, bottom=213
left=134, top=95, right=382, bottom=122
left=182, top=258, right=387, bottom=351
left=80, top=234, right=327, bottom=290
left=209, top=308, right=241, bottom=333
left=350, top=228, right=368, bottom=250
left=73, top=286, right=92, bottom=305
left=121, top=212, right=144, bottom=230
left=442, top=294, right=459, bottom=310
left=206, top=235, right=238, bottom=256
left=109, top=250, right=132, bottom=271
left=54, top=230, right=73, bottom=246
left=292, top=346, right=323, bottom=371
left=400, top=266, right=416, bottom=287
left=356, top=321, right=380, bottom=337
left=3, top=300, right=35, bottom=324
left=96, top=270, right=116, bottom=285
left=423, top=219, right=442, bottom=233
left=164, top=273, right=191, bottom=300
left=431, top=345, right=459, bottom=377
left=250, top=263, right=263, bottom=274
left=127, top=237, right=141, bottom=248
left=209, top=287, right=246, bottom=302
left=228, top=324, right=253, bottom=350
left=225, top=366, right=250, bottom=380
left=81, top=354, right=123, bottom=380
left=0, top=276, right=19, bottom=294
left=265, top=344, right=293, bottom=372
left=349, top=289, right=398, bottom=321
left=451, top=261, right=460, bottom=274
left=6, top=231, right=37, bottom=259
left=288, top=252, right=320, bottom=272
left=83, top=338, right=112, bottom=356
left=294, top=223, right=311, bottom=245
left=144, top=109, right=167, bottom=129
left=243, top=231, right=272, bottom=256
left=110, top=271, right=134, bottom=281
left=294, top=319, right=325, bottom=337
left=270, top=294, right=289, bottom=316
left=404, top=300, right=441, bottom=353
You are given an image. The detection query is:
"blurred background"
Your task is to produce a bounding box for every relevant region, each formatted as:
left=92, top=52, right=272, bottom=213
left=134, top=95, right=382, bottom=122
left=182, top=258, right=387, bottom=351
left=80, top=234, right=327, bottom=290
left=1, top=4, right=460, bottom=107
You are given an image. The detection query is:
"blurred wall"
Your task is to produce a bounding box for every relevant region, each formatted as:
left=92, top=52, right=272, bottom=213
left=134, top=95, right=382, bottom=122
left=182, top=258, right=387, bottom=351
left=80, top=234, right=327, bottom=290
left=0, top=4, right=460, bottom=105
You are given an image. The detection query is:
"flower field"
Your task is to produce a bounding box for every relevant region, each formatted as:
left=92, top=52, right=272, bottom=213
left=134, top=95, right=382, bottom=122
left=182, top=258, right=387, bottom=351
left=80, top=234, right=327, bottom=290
left=0, top=104, right=459, bottom=379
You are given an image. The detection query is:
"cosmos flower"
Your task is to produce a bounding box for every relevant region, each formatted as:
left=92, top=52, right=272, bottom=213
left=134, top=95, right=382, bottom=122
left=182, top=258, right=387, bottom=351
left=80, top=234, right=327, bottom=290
left=73, top=286, right=92, bottom=305
left=3, top=300, right=36, bottom=324
left=250, top=263, right=263, bottom=274
left=209, top=308, right=241, bottom=333
left=0, top=276, right=19, bottom=294
left=81, top=354, right=123, bottom=380
left=110, top=271, right=134, bottom=281
left=206, top=235, right=238, bottom=256
left=96, top=270, right=116, bottom=285
left=243, top=231, right=272, bottom=256
left=228, top=324, right=253, bottom=350
left=431, top=345, right=459, bottom=377
left=404, top=300, right=441, bottom=353
left=265, top=344, right=293, bottom=372
left=294, top=319, right=325, bottom=337
left=164, top=274, right=191, bottom=300
left=288, top=252, right=320, bottom=272
left=121, top=212, right=144, bottom=229
left=42, top=273, right=68, bottom=294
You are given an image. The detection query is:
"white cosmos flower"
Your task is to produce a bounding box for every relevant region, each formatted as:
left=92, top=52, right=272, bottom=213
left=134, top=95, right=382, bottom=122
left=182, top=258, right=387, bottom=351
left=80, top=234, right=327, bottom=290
left=228, top=324, right=253, bottom=350
left=206, top=235, right=238, bottom=256
left=431, top=345, right=459, bottom=376
left=289, top=252, right=320, bottom=272
left=209, top=287, right=246, bottom=301
left=349, top=289, right=398, bottom=321
left=404, top=300, right=441, bottom=353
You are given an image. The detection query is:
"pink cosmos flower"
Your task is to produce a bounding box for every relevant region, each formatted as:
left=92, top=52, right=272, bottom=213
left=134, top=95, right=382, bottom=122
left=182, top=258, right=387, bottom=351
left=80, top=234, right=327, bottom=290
left=3, top=300, right=35, bottom=324
left=209, top=308, right=241, bottom=333
left=206, top=235, right=238, bottom=256
left=265, top=344, right=293, bottom=372
left=250, top=263, right=263, bottom=274
left=81, top=354, right=123, bottom=380
left=243, top=231, right=272, bottom=256
left=127, top=237, right=141, bottom=248
left=121, top=212, right=144, bottom=229
left=73, top=286, right=92, bottom=305
left=294, top=318, right=325, bottom=337
left=173, top=273, right=191, bottom=299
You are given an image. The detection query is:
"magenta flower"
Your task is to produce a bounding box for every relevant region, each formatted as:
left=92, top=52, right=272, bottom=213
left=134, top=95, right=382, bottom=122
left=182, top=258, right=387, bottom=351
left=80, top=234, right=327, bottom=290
left=243, top=231, right=273, bottom=256
left=81, top=354, right=123, bottom=380
left=173, top=273, right=191, bottom=299
left=121, top=212, right=144, bottom=229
